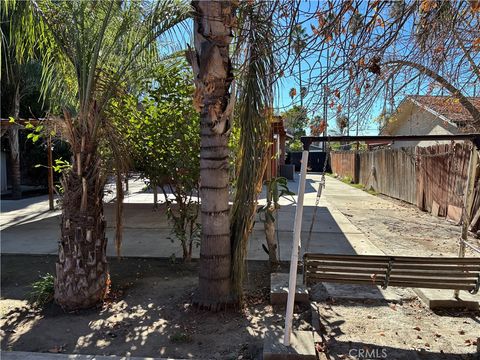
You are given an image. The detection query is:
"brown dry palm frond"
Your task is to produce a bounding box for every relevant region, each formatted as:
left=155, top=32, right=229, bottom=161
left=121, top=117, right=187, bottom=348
left=230, top=1, right=278, bottom=302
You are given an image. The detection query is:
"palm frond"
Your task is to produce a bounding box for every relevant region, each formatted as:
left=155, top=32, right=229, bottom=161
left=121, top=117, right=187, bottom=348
left=230, top=1, right=278, bottom=301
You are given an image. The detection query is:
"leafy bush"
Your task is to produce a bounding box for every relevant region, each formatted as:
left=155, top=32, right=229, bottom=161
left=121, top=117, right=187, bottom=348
left=112, top=62, right=200, bottom=261
left=28, top=273, right=54, bottom=306
left=288, top=139, right=304, bottom=152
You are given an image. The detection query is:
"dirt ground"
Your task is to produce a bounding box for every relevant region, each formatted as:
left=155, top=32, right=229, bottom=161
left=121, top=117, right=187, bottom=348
left=0, top=255, right=312, bottom=359
left=1, top=255, right=479, bottom=360
left=312, top=284, right=479, bottom=360
left=335, top=191, right=480, bottom=258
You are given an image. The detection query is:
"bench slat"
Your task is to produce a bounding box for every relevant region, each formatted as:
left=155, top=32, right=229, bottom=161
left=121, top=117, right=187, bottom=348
left=306, top=267, right=479, bottom=278
left=304, top=253, right=480, bottom=264
left=305, top=272, right=475, bottom=285
left=305, top=261, right=480, bottom=272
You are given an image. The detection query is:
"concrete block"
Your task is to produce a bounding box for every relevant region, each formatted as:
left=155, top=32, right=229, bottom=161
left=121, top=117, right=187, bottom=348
left=263, top=330, right=316, bottom=360
left=271, top=273, right=309, bottom=305
left=414, top=288, right=479, bottom=310
left=309, top=302, right=323, bottom=343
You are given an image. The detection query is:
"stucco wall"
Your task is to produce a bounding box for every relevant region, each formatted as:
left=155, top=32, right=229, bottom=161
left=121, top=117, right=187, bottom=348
left=390, top=107, right=460, bottom=148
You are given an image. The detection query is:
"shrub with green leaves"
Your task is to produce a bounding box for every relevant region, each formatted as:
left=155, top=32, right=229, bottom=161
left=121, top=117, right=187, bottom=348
left=112, top=62, right=200, bottom=261
left=28, top=273, right=55, bottom=306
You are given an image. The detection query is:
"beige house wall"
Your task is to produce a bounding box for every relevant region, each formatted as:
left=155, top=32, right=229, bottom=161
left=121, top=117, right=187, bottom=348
left=389, top=107, right=460, bottom=148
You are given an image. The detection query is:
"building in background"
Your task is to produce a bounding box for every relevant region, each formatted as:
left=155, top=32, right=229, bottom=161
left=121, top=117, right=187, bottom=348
left=265, top=116, right=294, bottom=180
left=381, top=95, right=479, bottom=148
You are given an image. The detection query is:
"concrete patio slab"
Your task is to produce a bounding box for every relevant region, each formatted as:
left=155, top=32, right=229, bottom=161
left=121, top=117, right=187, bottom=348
left=322, top=283, right=403, bottom=302
left=270, top=273, right=309, bottom=305
left=414, top=288, right=479, bottom=310
left=263, top=330, right=316, bottom=360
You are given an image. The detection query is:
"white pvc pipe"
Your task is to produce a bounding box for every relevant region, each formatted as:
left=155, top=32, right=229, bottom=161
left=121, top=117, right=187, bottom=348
left=284, top=150, right=309, bottom=346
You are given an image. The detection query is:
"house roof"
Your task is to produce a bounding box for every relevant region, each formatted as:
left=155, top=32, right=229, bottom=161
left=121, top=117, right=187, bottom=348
left=409, top=95, right=480, bottom=124
left=381, top=95, right=480, bottom=135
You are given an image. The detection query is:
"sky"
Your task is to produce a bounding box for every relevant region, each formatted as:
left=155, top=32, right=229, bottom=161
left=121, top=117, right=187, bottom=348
left=271, top=1, right=396, bottom=136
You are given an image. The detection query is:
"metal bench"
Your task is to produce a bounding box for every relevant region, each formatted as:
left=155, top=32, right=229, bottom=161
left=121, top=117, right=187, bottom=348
left=303, top=253, right=480, bottom=294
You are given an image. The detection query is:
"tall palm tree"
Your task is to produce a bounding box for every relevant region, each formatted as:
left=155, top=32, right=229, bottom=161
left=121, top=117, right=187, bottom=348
left=3, top=0, right=190, bottom=310
left=189, top=0, right=236, bottom=309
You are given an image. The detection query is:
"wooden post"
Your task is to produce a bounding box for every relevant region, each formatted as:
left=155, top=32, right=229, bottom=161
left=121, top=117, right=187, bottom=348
left=153, top=181, right=158, bottom=208
left=47, top=135, right=54, bottom=211
left=284, top=150, right=309, bottom=346
left=455, top=146, right=478, bottom=297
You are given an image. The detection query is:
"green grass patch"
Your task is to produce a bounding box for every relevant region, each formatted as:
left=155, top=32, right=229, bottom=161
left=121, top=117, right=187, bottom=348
left=340, top=175, right=354, bottom=184
left=337, top=175, right=378, bottom=196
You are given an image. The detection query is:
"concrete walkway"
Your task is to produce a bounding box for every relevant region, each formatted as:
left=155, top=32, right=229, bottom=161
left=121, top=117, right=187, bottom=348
left=0, top=174, right=382, bottom=260
left=1, top=174, right=477, bottom=307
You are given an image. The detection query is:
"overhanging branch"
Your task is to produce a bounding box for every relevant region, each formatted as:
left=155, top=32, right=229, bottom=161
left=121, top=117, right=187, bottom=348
left=383, top=59, right=480, bottom=128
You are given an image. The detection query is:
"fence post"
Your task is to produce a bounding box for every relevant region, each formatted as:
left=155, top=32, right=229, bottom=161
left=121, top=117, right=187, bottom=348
left=354, top=151, right=360, bottom=184
left=455, top=146, right=478, bottom=298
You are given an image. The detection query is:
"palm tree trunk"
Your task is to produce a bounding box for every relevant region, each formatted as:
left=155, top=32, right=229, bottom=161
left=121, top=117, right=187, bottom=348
left=191, top=0, right=236, bottom=309
left=8, top=84, right=21, bottom=199
left=54, top=141, right=109, bottom=310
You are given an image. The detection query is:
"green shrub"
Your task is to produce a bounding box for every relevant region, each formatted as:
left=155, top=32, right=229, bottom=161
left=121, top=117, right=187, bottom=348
left=28, top=273, right=54, bottom=306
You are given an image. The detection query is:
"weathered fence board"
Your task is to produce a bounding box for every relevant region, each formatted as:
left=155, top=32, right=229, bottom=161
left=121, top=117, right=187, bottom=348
left=330, top=152, right=357, bottom=182
left=358, top=148, right=417, bottom=204
left=416, top=144, right=470, bottom=217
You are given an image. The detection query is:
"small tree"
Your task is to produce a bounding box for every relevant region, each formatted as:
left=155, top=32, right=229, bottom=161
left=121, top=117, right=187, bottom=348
left=282, top=105, right=309, bottom=141
left=257, top=177, right=294, bottom=268
left=114, top=62, right=200, bottom=262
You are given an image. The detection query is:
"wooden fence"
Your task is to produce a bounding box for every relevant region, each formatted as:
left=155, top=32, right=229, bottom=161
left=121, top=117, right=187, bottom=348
left=329, top=151, right=358, bottom=183
left=416, top=144, right=470, bottom=217
left=330, top=144, right=478, bottom=223
left=358, top=148, right=417, bottom=205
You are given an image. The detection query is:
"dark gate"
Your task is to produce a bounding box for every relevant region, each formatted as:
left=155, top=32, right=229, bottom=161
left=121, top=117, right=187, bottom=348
left=287, top=151, right=331, bottom=173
